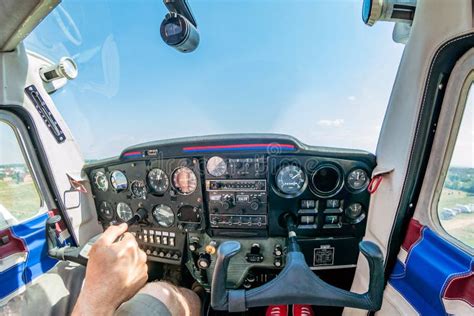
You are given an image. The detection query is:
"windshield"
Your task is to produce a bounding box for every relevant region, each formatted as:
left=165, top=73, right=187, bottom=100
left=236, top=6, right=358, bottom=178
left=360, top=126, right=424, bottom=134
left=25, top=0, right=404, bottom=159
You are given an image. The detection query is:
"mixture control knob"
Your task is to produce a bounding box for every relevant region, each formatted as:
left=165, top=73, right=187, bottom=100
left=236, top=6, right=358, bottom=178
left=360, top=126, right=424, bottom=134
left=249, top=199, right=260, bottom=211
left=274, top=244, right=283, bottom=257
left=250, top=243, right=261, bottom=255
left=197, top=253, right=211, bottom=270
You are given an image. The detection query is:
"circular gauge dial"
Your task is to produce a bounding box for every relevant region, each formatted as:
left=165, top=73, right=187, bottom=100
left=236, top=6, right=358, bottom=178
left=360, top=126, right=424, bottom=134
left=207, top=156, right=227, bottom=177
left=116, top=202, right=133, bottom=222
left=98, top=201, right=113, bottom=220
left=152, top=204, right=175, bottom=227
left=172, top=167, right=197, bottom=195
left=275, top=165, right=307, bottom=197
left=347, top=169, right=369, bottom=191
left=311, top=164, right=343, bottom=196
left=131, top=180, right=147, bottom=198
left=147, top=168, right=169, bottom=194
left=93, top=171, right=108, bottom=192
left=177, top=205, right=201, bottom=223
left=110, top=170, right=128, bottom=191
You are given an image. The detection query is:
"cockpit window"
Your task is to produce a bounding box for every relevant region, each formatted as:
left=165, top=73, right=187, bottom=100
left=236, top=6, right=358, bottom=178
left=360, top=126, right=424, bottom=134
left=24, top=0, right=404, bottom=159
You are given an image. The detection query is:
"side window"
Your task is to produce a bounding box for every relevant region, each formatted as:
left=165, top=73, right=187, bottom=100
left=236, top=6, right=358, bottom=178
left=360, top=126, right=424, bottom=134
left=0, top=121, right=42, bottom=229
left=438, top=84, right=474, bottom=249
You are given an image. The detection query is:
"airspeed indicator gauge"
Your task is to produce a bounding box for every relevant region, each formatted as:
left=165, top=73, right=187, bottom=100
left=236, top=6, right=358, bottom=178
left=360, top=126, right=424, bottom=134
left=275, top=165, right=307, bottom=198
left=93, top=171, right=108, bottom=192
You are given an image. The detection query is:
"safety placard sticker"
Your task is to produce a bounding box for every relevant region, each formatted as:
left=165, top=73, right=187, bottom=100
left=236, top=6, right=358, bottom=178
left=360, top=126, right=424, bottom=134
left=313, top=245, right=335, bottom=266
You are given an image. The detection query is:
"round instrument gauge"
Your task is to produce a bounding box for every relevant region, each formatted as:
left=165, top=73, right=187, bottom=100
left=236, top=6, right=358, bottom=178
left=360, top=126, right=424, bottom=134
left=172, top=167, right=197, bottom=195
left=110, top=170, right=128, bottom=191
left=116, top=202, right=133, bottom=222
left=347, top=169, right=370, bottom=191
left=207, top=156, right=227, bottom=177
left=98, top=201, right=114, bottom=220
left=130, top=180, right=147, bottom=198
left=152, top=204, right=175, bottom=227
left=147, top=168, right=169, bottom=194
left=275, top=165, right=307, bottom=197
left=177, top=205, right=201, bottom=223
left=311, top=164, right=343, bottom=197
left=93, top=171, right=108, bottom=192
left=346, top=203, right=363, bottom=219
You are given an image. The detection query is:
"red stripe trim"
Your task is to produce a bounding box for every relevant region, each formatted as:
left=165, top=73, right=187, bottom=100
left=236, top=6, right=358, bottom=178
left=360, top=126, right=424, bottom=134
left=183, top=143, right=296, bottom=151
left=123, top=151, right=142, bottom=156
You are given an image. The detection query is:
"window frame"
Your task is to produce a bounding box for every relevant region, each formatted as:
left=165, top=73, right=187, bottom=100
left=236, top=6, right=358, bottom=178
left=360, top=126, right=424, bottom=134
left=431, top=71, right=474, bottom=254
left=0, top=110, right=53, bottom=226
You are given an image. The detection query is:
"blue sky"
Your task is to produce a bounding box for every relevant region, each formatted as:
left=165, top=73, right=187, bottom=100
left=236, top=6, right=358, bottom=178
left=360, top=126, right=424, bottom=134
left=22, top=0, right=407, bottom=160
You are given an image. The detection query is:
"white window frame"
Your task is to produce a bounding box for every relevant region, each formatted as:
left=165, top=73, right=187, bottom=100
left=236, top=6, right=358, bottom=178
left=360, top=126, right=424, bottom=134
left=431, top=71, right=474, bottom=254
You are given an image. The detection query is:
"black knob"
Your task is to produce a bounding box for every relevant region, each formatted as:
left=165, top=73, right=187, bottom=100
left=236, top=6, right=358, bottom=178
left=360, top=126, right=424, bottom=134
left=274, top=244, right=283, bottom=257
left=250, top=243, right=261, bottom=255
left=189, top=239, right=200, bottom=252
left=250, top=199, right=260, bottom=211
left=197, top=253, right=212, bottom=270
left=274, top=258, right=283, bottom=267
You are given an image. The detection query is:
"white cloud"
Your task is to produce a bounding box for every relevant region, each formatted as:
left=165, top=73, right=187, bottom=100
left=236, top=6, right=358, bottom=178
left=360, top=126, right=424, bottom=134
left=317, top=119, right=345, bottom=127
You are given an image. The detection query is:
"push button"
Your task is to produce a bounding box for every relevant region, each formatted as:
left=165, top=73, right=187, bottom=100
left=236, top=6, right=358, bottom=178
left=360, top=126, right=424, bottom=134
left=301, top=200, right=316, bottom=209
left=300, top=215, right=315, bottom=225
left=326, top=199, right=340, bottom=208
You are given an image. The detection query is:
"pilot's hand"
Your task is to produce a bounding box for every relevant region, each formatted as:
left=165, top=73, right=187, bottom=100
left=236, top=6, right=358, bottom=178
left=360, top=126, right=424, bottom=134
left=72, top=223, right=148, bottom=315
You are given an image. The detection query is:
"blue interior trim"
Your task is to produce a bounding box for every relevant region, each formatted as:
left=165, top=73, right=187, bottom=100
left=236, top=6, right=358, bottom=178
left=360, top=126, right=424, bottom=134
left=388, top=227, right=473, bottom=315
left=0, top=213, right=57, bottom=300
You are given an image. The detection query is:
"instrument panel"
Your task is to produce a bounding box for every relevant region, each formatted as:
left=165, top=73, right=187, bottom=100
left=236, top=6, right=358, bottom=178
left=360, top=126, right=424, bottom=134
left=85, top=135, right=375, bottom=288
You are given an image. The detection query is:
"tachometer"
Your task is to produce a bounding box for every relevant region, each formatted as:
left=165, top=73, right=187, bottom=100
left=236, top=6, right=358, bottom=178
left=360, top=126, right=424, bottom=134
left=110, top=170, right=128, bottom=191
left=116, top=202, right=133, bottom=221
left=347, top=169, right=369, bottom=191
left=152, top=204, right=175, bottom=227
left=207, top=156, right=227, bottom=177
left=147, top=168, right=169, bottom=194
left=172, top=167, right=197, bottom=195
left=275, top=165, right=307, bottom=197
left=130, top=180, right=147, bottom=198
left=93, top=171, right=109, bottom=192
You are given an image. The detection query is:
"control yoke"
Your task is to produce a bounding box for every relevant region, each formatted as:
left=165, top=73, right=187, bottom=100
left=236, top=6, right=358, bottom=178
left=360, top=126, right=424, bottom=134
left=211, top=214, right=384, bottom=312
left=46, top=209, right=148, bottom=265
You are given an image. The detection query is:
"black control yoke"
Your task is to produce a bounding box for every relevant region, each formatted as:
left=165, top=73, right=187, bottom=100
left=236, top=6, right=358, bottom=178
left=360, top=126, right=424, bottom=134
left=211, top=214, right=384, bottom=312
left=46, top=209, right=148, bottom=266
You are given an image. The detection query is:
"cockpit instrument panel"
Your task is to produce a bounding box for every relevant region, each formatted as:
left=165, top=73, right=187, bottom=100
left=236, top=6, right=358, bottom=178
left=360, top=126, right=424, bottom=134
left=85, top=135, right=375, bottom=286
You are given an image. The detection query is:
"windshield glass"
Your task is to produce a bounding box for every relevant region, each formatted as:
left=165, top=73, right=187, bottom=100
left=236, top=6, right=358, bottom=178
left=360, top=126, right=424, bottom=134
left=25, top=0, right=404, bottom=159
